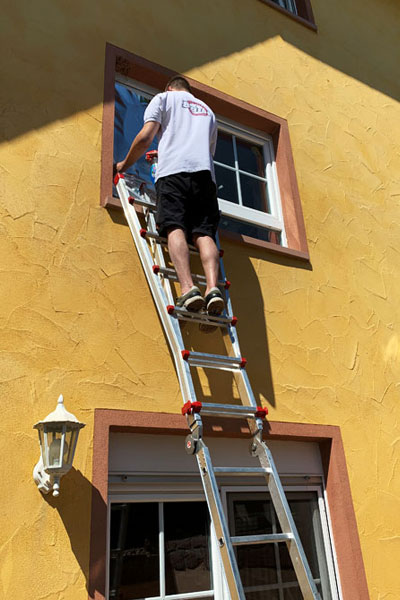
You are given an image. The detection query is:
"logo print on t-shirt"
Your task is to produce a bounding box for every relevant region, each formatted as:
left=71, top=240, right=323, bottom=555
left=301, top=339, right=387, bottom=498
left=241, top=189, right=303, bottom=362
left=182, top=100, right=210, bottom=116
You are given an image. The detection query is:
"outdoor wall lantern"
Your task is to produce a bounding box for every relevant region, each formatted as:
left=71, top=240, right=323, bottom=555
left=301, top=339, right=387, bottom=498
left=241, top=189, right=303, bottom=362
left=33, top=394, right=85, bottom=497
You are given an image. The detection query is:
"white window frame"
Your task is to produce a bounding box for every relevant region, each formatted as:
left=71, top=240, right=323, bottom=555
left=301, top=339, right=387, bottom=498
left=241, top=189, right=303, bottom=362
left=115, top=75, right=288, bottom=246
left=215, top=118, right=287, bottom=246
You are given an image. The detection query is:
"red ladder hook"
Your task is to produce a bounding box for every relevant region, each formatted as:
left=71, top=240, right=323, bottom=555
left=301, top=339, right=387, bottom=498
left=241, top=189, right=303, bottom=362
left=182, top=401, right=202, bottom=416
left=114, top=172, right=125, bottom=186
left=255, top=406, right=268, bottom=419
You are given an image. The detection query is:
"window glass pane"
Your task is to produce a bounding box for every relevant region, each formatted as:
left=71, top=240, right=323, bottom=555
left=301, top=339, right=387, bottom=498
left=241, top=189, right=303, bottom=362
left=240, top=174, right=269, bottom=212
left=236, top=138, right=265, bottom=178
left=272, top=0, right=297, bottom=14
left=219, top=215, right=282, bottom=245
left=114, top=82, right=157, bottom=197
left=214, top=131, right=235, bottom=167
left=284, top=587, right=303, bottom=599
left=109, top=503, right=159, bottom=600
left=231, top=498, right=278, bottom=589
left=164, top=501, right=212, bottom=595
left=215, top=164, right=239, bottom=204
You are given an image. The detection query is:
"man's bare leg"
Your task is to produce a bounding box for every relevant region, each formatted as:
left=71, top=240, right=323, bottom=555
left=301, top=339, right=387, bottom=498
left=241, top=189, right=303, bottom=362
left=167, top=227, right=194, bottom=295
left=193, top=234, right=220, bottom=295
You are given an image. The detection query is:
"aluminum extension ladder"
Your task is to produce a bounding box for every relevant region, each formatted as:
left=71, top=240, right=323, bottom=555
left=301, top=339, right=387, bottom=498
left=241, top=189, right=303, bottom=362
left=113, top=170, right=321, bottom=600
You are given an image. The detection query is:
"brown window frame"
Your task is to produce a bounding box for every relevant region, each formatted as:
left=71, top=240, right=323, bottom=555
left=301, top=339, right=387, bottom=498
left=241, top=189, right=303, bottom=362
left=101, top=43, right=310, bottom=262
left=88, top=409, right=369, bottom=600
left=257, top=0, right=317, bottom=30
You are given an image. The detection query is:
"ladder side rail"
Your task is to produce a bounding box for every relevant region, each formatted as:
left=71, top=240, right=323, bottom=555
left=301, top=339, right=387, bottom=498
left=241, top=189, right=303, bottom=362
left=216, top=232, right=242, bottom=360
left=197, top=442, right=246, bottom=600
left=116, top=177, right=196, bottom=404
left=257, top=441, right=321, bottom=600
left=232, top=369, right=259, bottom=409
left=145, top=204, right=175, bottom=306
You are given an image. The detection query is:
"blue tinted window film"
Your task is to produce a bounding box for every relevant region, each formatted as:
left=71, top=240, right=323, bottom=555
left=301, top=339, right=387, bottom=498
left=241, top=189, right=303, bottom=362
left=113, top=82, right=157, bottom=197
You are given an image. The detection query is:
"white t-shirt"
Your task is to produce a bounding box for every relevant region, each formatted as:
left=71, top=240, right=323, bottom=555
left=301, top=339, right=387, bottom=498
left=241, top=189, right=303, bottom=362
left=143, top=90, right=217, bottom=182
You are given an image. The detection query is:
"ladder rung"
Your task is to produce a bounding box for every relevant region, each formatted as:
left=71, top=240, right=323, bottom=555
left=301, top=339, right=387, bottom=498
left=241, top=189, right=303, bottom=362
left=168, top=306, right=237, bottom=328
left=182, top=350, right=246, bottom=371
left=231, top=533, right=294, bottom=546
left=213, top=467, right=272, bottom=475
left=193, top=402, right=267, bottom=419
left=153, top=265, right=230, bottom=290
left=140, top=229, right=199, bottom=254
left=127, top=191, right=157, bottom=212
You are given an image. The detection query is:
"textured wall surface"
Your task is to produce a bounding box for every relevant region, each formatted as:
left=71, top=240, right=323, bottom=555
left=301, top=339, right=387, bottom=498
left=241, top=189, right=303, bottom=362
left=1, top=0, right=400, bottom=598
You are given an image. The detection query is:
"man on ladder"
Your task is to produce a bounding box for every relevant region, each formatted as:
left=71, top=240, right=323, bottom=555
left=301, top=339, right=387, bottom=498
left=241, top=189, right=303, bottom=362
left=116, top=75, right=225, bottom=316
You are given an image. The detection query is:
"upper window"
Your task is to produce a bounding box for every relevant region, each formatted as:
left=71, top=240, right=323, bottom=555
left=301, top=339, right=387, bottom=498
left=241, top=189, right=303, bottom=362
left=113, top=76, right=286, bottom=247
left=271, top=0, right=298, bottom=14
left=214, top=121, right=285, bottom=245
left=257, top=0, right=317, bottom=29
left=101, top=47, right=310, bottom=259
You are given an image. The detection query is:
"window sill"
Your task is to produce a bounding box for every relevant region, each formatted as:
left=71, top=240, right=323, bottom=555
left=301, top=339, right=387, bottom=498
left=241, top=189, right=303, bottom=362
left=257, top=0, right=317, bottom=31
left=103, top=195, right=310, bottom=262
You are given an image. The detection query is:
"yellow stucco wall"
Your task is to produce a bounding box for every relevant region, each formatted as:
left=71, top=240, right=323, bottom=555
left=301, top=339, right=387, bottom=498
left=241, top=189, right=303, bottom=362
left=1, top=0, right=400, bottom=598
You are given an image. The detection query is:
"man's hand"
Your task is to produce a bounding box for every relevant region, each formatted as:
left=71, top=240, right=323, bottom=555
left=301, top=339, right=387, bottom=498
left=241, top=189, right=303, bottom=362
left=116, top=161, right=125, bottom=173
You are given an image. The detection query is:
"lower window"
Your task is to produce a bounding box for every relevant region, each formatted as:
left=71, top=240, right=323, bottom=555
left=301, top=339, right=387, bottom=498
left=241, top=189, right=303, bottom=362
left=108, top=487, right=338, bottom=600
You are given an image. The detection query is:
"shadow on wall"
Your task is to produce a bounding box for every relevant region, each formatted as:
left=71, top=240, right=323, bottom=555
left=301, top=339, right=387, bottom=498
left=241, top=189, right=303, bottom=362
left=43, top=468, right=105, bottom=599
left=108, top=204, right=312, bottom=411
left=2, top=0, right=400, bottom=145
left=187, top=242, right=312, bottom=410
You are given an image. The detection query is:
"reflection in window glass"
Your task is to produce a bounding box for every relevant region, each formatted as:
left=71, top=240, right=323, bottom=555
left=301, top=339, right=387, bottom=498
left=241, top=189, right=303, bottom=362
left=236, top=138, right=265, bottom=177
left=164, top=502, right=211, bottom=595
left=215, top=164, right=239, bottom=204
left=109, top=501, right=212, bottom=600
left=240, top=174, right=269, bottom=212
left=109, top=503, right=159, bottom=599
left=232, top=498, right=278, bottom=589
left=214, top=130, right=235, bottom=167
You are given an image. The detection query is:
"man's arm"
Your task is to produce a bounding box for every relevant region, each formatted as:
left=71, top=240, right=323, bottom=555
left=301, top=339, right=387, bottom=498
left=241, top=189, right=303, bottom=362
left=116, top=121, right=160, bottom=172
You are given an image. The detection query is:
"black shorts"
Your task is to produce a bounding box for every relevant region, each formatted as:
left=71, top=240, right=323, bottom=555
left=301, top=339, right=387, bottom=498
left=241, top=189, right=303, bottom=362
left=155, top=170, right=220, bottom=242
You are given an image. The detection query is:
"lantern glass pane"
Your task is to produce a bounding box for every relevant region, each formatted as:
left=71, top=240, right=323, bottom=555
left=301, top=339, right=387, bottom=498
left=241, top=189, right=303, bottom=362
left=38, top=429, right=44, bottom=454
left=64, top=429, right=76, bottom=466
left=48, top=430, right=64, bottom=468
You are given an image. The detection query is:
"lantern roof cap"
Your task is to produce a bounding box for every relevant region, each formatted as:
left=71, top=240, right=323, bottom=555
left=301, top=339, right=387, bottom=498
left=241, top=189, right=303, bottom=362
left=33, top=395, right=85, bottom=430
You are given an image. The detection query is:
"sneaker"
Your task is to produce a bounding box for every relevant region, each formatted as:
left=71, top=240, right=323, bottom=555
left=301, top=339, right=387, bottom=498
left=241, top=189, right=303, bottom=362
left=176, top=286, right=205, bottom=312
left=205, top=287, right=225, bottom=316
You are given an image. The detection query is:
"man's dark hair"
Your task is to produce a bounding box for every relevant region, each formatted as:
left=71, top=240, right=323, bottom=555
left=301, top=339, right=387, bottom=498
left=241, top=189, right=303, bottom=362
left=165, top=76, right=192, bottom=93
